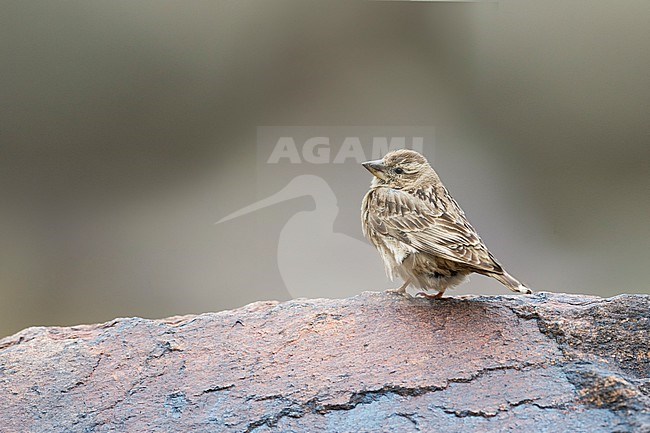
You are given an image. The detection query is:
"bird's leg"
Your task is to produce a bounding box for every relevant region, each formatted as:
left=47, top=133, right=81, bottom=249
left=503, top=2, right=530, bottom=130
left=387, top=279, right=411, bottom=296
left=416, top=289, right=445, bottom=300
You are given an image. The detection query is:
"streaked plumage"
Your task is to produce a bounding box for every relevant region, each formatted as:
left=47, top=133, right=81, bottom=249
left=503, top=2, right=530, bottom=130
left=361, top=149, right=531, bottom=298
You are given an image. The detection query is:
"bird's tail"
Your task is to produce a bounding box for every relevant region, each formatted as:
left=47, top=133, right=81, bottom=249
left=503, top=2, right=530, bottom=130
left=491, top=271, right=532, bottom=294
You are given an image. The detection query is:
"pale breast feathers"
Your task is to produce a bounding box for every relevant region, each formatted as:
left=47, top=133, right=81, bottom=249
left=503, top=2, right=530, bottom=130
left=365, top=186, right=503, bottom=274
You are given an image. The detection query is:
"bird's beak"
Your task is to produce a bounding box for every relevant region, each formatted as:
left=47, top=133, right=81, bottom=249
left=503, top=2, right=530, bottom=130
left=362, top=159, right=388, bottom=181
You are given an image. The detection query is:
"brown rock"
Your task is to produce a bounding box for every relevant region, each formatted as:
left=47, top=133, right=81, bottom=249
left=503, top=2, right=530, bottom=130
left=0, top=292, right=648, bottom=432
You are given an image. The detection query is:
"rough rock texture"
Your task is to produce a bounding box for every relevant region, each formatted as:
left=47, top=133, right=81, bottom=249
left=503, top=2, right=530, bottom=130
left=0, top=292, right=648, bottom=433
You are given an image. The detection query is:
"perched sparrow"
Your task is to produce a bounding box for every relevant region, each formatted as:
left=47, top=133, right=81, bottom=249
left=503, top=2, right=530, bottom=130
left=361, top=149, right=532, bottom=298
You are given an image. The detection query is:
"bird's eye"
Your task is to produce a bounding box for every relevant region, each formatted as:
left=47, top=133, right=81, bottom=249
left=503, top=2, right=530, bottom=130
left=394, top=167, right=404, bottom=174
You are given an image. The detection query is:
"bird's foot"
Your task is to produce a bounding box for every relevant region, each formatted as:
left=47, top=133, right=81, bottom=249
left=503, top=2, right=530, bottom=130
left=386, top=287, right=410, bottom=297
left=416, top=291, right=445, bottom=300
left=386, top=280, right=411, bottom=297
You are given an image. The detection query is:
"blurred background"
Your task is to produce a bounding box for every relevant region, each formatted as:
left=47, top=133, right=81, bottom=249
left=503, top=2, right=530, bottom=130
left=1, top=1, right=649, bottom=338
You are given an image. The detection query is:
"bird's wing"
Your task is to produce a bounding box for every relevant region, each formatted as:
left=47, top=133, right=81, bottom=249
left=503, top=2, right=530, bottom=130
left=367, top=186, right=503, bottom=274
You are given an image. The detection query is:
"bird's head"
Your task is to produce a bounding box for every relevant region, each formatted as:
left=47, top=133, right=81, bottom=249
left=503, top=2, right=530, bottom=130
left=362, top=149, right=435, bottom=189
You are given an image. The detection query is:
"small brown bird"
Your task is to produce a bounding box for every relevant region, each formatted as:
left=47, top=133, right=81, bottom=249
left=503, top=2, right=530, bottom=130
left=361, top=149, right=532, bottom=298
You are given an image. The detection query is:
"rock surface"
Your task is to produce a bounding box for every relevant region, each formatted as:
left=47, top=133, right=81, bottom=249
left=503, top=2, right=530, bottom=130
left=0, top=291, right=648, bottom=433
